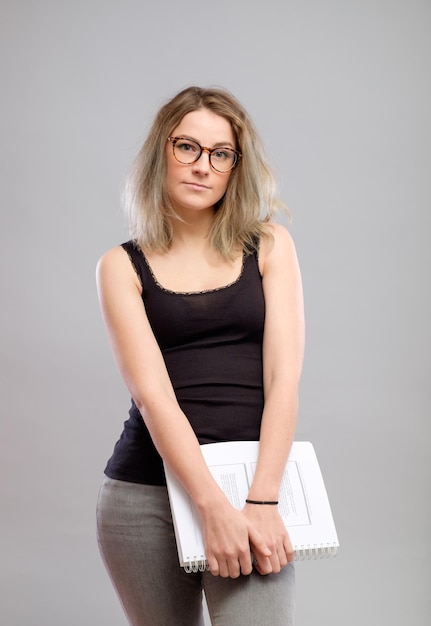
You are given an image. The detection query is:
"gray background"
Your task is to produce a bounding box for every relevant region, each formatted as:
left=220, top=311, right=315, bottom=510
left=1, top=1, right=430, bottom=624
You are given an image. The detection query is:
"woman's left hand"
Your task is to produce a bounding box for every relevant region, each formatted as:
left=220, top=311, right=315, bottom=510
left=242, top=503, right=294, bottom=575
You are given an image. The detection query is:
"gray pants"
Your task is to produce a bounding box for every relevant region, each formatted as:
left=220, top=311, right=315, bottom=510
left=97, top=477, right=295, bottom=626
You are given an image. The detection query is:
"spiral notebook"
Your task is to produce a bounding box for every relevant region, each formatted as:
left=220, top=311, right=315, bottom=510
left=164, top=441, right=339, bottom=572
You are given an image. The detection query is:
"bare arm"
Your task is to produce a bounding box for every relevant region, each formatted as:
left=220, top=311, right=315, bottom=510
left=96, top=246, right=271, bottom=577
left=244, top=224, right=305, bottom=573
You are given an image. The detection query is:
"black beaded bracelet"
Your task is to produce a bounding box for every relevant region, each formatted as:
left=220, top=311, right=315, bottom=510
left=245, top=499, right=279, bottom=505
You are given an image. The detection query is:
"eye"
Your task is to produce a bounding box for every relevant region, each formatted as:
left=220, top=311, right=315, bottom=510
left=176, top=140, right=199, bottom=154
left=212, top=148, right=231, bottom=161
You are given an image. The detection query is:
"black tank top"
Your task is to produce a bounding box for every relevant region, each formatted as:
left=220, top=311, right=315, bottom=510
left=104, top=240, right=265, bottom=485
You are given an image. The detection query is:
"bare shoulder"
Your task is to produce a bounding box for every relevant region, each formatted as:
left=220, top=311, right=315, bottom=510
left=96, top=245, right=141, bottom=291
left=259, top=223, right=298, bottom=275
left=97, top=244, right=128, bottom=269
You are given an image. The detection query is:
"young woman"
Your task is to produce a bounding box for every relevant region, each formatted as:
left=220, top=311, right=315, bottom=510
left=96, top=86, right=304, bottom=626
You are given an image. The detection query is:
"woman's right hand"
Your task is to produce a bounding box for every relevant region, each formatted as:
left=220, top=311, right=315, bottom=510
left=199, top=498, right=272, bottom=578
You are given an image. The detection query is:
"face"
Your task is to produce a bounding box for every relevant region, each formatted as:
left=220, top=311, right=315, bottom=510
left=165, top=108, right=236, bottom=217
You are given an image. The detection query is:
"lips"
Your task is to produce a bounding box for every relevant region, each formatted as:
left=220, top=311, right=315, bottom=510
left=184, top=182, right=210, bottom=190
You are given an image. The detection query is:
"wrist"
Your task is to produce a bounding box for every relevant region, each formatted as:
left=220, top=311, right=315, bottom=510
left=195, top=489, right=230, bottom=516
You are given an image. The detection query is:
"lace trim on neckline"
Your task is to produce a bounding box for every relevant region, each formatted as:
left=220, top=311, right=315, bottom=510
left=140, top=249, right=247, bottom=296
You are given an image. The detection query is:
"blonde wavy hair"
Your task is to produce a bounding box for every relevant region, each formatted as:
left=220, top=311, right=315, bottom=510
left=124, top=86, right=287, bottom=259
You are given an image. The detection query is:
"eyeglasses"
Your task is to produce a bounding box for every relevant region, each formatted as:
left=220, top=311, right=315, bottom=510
left=167, top=137, right=241, bottom=173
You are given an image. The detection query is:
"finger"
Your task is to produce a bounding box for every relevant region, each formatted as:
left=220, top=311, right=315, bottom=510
left=218, top=560, right=230, bottom=579
left=283, top=536, right=295, bottom=563
left=253, top=554, right=272, bottom=575
left=227, top=547, right=250, bottom=578
left=228, top=560, right=241, bottom=579
left=207, top=556, right=220, bottom=577
left=277, top=547, right=289, bottom=569
left=248, top=527, right=272, bottom=560
left=238, top=552, right=253, bottom=576
left=269, top=553, right=282, bottom=574
left=211, top=553, right=242, bottom=579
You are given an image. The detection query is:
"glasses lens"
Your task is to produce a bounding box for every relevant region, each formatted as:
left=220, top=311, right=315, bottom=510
left=173, top=139, right=201, bottom=164
left=210, top=148, right=237, bottom=172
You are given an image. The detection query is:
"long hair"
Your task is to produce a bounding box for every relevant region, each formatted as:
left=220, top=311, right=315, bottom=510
left=124, top=86, right=288, bottom=259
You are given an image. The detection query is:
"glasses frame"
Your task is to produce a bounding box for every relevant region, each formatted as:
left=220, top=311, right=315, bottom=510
left=167, top=136, right=242, bottom=173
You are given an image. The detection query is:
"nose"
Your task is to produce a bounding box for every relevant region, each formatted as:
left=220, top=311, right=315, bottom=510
left=192, top=148, right=211, bottom=173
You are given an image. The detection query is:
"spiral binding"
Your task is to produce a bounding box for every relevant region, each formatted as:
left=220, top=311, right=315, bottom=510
left=183, top=544, right=338, bottom=572
left=184, top=558, right=210, bottom=573
left=294, top=544, right=338, bottom=560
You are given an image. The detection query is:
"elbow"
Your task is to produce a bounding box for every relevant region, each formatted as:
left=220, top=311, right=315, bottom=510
left=130, top=384, right=177, bottom=426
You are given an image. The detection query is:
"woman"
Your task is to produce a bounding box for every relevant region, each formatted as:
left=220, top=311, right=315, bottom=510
left=96, top=86, right=304, bottom=625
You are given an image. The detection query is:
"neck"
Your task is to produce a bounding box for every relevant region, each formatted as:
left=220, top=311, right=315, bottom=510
left=169, top=208, right=215, bottom=248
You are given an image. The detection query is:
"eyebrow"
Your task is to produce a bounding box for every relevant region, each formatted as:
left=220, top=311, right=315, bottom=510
left=177, top=135, right=236, bottom=149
